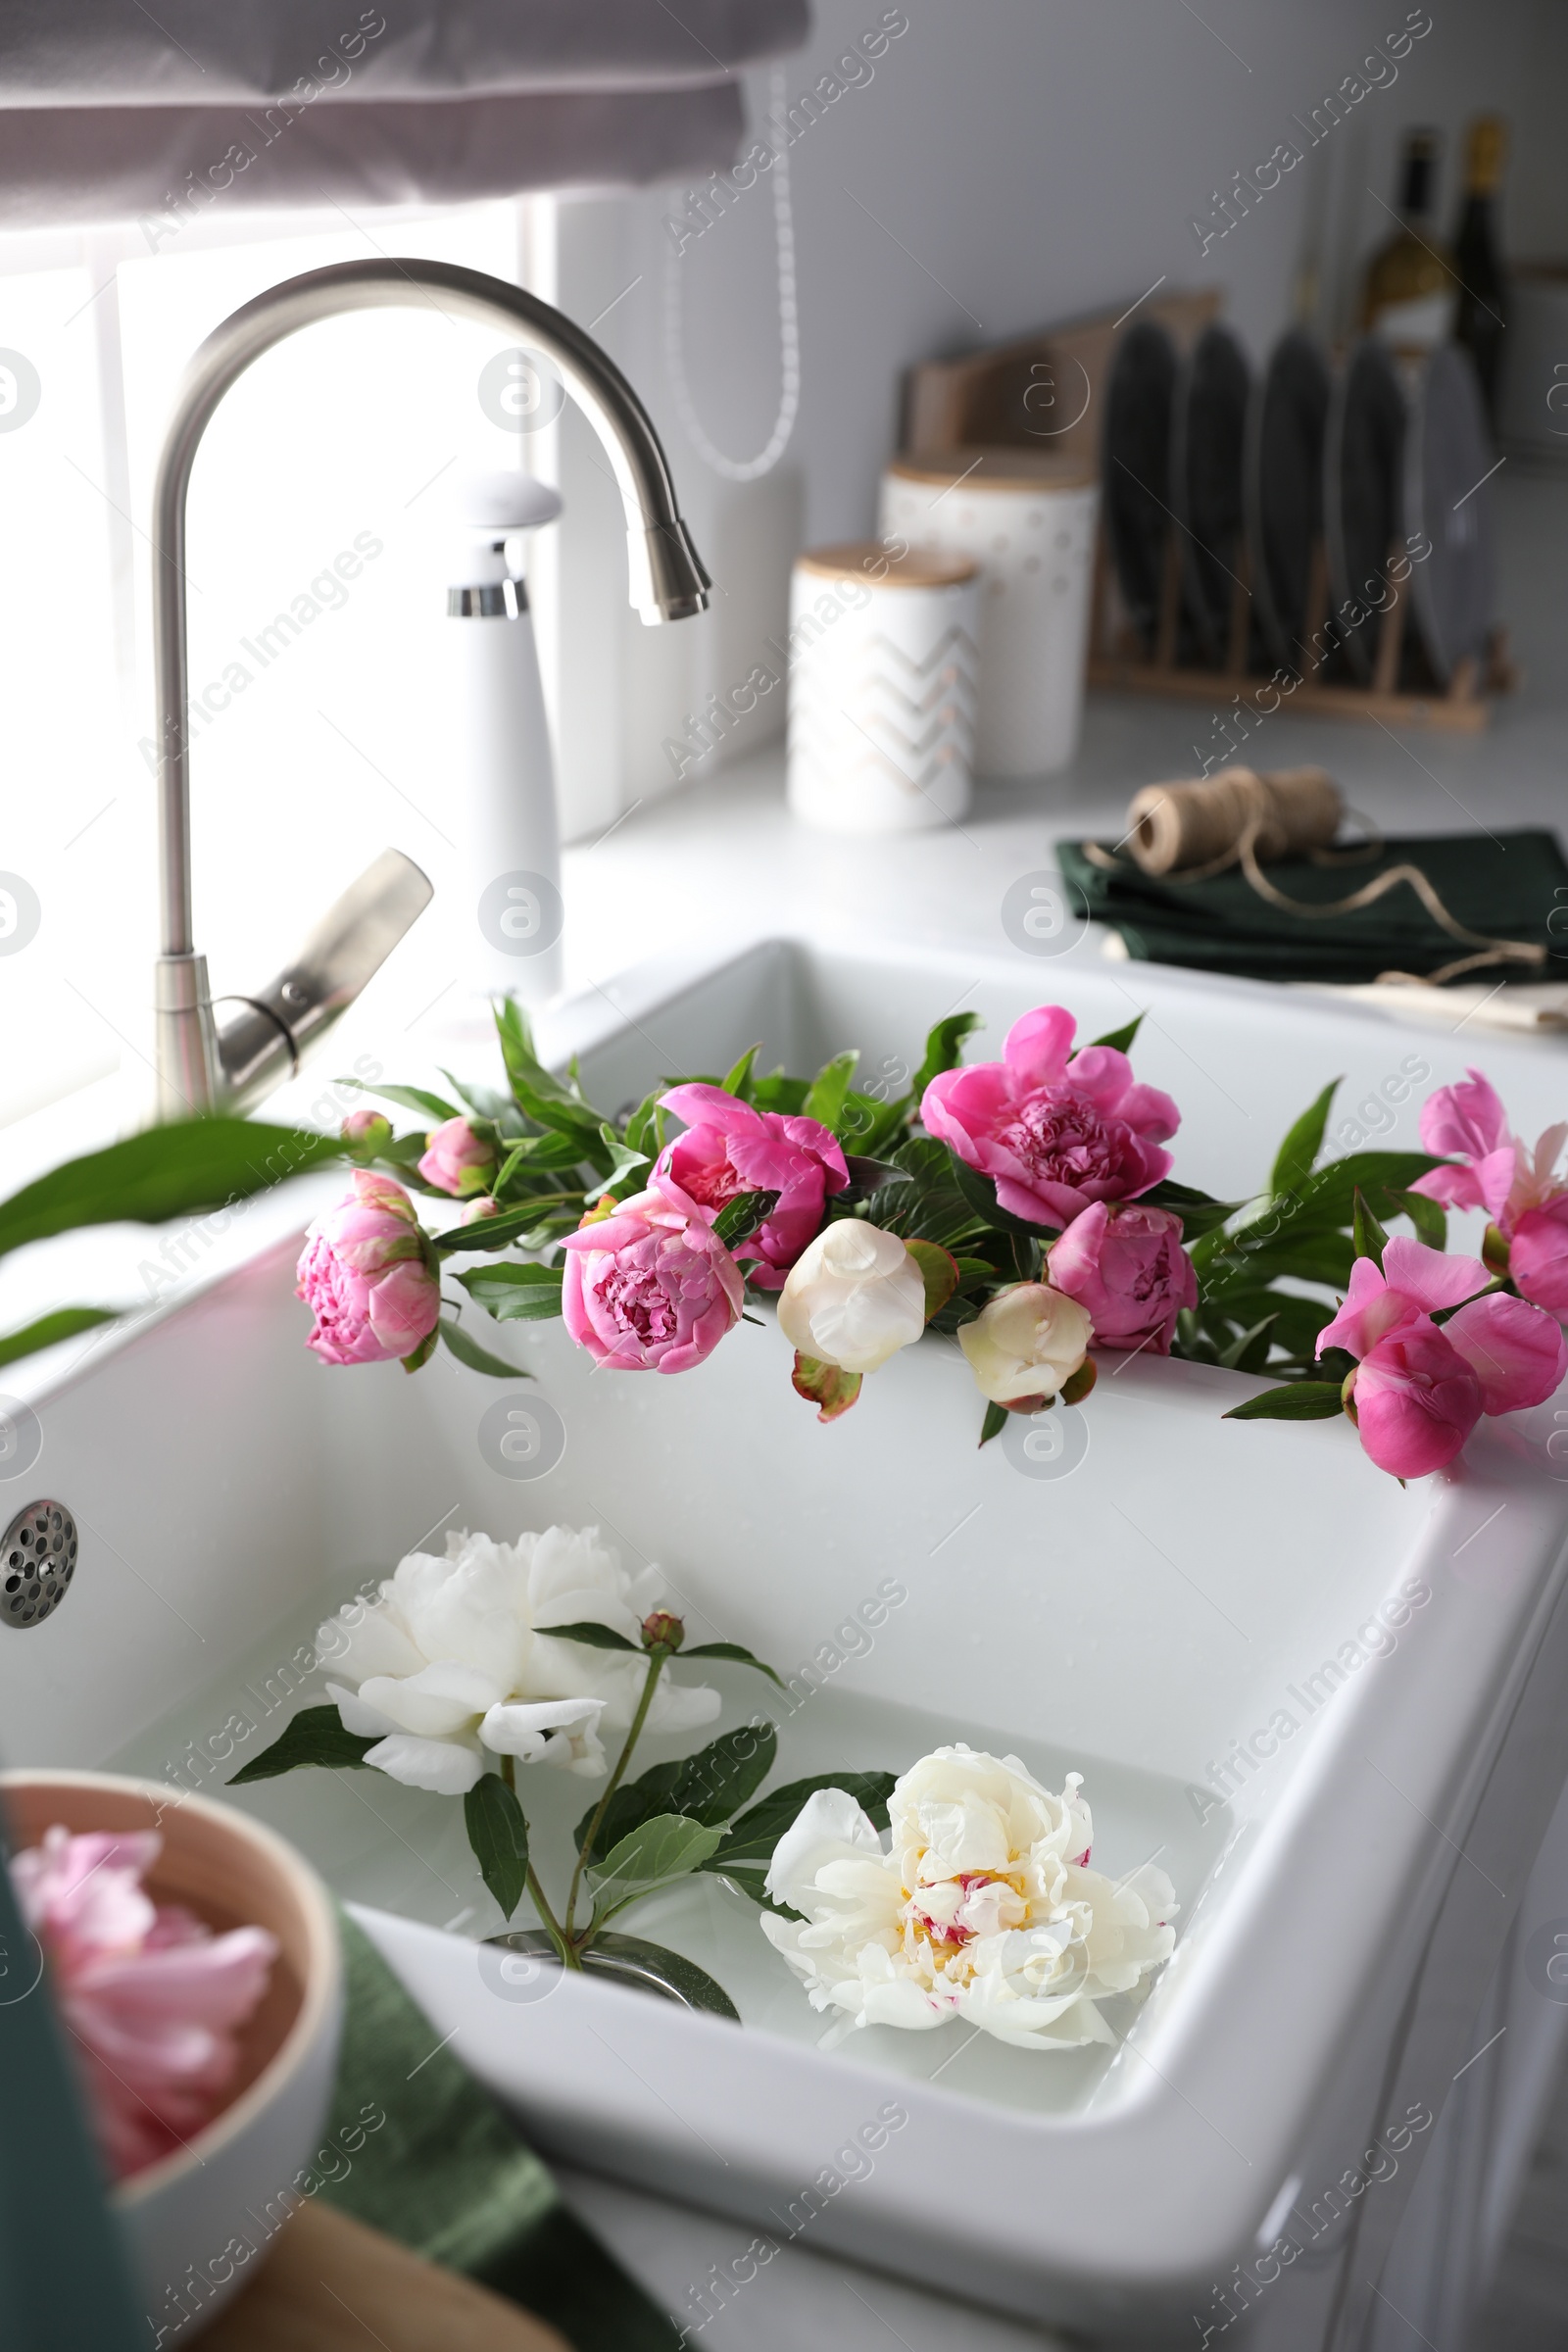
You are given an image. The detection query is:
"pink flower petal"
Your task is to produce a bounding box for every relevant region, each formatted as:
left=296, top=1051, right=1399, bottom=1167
left=1002, top=1005, right=1078, bottom=1089
left=1381, top=1235, right=1490, bottom=1314
left=1443, top=1292, right=1568, bottom=1415
left=1419, top=1068, right=1509, bottom=1160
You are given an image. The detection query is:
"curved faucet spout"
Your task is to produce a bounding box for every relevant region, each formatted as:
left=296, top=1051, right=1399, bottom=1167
left=149, top=257, right=710, bottom=1117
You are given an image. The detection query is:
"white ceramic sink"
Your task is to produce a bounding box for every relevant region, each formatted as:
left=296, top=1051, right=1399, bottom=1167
left=7, top=937, right=1568, bottom=2342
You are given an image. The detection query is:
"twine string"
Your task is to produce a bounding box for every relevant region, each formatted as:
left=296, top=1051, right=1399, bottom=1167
left=1084, top=766, right=1544, bottom=986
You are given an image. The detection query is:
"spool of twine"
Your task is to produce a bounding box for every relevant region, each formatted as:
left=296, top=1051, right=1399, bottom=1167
left=1126, top=766, right=1343, bottom=877
left=1089, top=762, right=1544, bottom=986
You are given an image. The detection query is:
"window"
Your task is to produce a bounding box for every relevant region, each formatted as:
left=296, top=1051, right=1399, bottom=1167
left=0, top=196, right=553, bottom=1140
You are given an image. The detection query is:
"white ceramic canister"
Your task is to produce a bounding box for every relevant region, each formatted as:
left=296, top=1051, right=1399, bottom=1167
left=785, top=539, right=980, bottom=835
left=879, top=448, right=1099, bottom=777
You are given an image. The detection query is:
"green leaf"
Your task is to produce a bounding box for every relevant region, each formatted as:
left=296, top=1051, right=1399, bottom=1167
left=803, top=1050, right=859, bottom=1133
left=905, top=1237, right=960, bottom=1321
left=438, top=1317, right=521, bottom=1378
left=455, top=1263, right=564, bottom=1321
left=1202, top=1231, right=1355, bottom=1297
left=947, top=1151, right=1054, bottom=1240
left=1140, top=1179, right=1242, bottom=1242
left=541, top=1619, right=643, bottom=1652
left=464, top=1772, right=530, bottom=1921
left=682, top=1642, right=786, bottom=1690
left=1087, top=1014, right=1144, bottom=1054
left=493, top=998, right=607, bottom=1148
left=621, top=1091, right=664, bottom=1159
left=750, top=1072, right=810, bottom=1117
left=1217, top=1313, right=1277, bottom=1372
left=1223, top=1380, right=1346, bottom=1423
left=702, top=1770, right=896, bottom=1877
left=591, top=1813, right=725, bottom=1892
left=340, top=1077, right=462, bottom=1125
left=699, top=1859, right=775, bottom=1908
left=402, top=1325, right=440, bottom=1373
left=432, top=1201, right=576, bottom=1255
left=1385, top=1186, right=1446, bottom=1250
left=910, top=1010, right=984, bottom=1099
left=0, top=1118, right=346, bottom=1261
left=576, top=1724, right=779, bottom=1863
left=1286, top=1151, right=1446, bottom=1232
left=494, top=1132, right=595, bottom=1192
left=711, top=1188, right=779, bottom=1250
left=1351, top=1187, right=1389, bottom=1270
left=581, top=1934, right=740, bottom=2017
left=979, top=1399, right=1008, bottom=1447
left=720, top=1045, right=760, bottom=1101
left=227, top=1704, right=376, bottom=1784
left=1270, top=1080, right=1341, bottom=1200
left=0, top=1306, right=121, bottom=1370
left=598, top=1126, right=651, bottom=1192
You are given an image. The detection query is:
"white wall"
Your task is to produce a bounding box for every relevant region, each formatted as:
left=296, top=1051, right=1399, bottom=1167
left=541, top=0, right=1565, bottom=834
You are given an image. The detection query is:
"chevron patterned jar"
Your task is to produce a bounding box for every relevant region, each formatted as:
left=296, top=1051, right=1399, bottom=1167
left=785, top=541, right=980, bottom=836
left=880, top=449, right=1099, bottom=777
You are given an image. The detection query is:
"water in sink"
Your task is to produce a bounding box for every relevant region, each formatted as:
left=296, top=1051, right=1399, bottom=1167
left=106, top=1561, right=1228, bottom=2122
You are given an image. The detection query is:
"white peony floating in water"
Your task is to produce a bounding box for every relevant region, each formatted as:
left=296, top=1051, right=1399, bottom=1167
left=318, top=1525, right=720, bottom=1796
left=761, top=1745, right=1177, bottom=2049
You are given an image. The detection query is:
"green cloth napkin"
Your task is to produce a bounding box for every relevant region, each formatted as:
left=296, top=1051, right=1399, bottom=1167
left=318, top=1912, right=680, bottom=2351
left=1055, top=828, right=1568, bottom=986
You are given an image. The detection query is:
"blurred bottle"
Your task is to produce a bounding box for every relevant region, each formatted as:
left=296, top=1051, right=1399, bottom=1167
left=1452, top=116, right=1508, bottom=424
left=1360, top=128, right=1456, bottom=351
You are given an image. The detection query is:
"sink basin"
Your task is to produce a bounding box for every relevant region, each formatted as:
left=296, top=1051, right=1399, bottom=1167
left=7, top=936, right=1568, bottom=2339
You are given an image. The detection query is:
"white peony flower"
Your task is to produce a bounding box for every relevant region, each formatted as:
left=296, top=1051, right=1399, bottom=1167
left=318, top=1524, right=720, bottom=1795
left=776, top=1221, right=927, bottom=1375
left=957, top=1282, right=1092, bottom=1405
left=761, top=1745, right=1176, bottom=2049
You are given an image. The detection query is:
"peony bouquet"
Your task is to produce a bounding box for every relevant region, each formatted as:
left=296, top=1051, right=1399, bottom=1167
left=296, top=997, right=1568, bottom=1483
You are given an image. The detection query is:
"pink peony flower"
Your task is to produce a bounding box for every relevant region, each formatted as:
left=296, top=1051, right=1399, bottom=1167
left=920, top=1006, right=1179, bottom=1229
left=296, top=1169, right=440, bottom=1366
left=561, top=1173, right=744, bottom=1373
left=656, top=1084, right=849, bottom=1290
left=417, top=1116, right=498, bottom=1199
left=1317, top=1236, right=1566, bottom=1478
left=1047, top=1200, right=1198, bottom=1354
left=1411, top=1069, right=1568, bottom=1311
left=10, top=1826, right=276, bottom=2183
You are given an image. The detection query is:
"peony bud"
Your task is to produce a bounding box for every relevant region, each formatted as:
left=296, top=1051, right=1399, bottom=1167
left=417, top=1116, right=498, bottom=1199
left=957, top=1282, right=1092, bottom=1406
left=776, top=1221, right=926, bottom=1376
left=641, top=1610, right=685, bottom=1652
left=462, top=1195, right=502, bottom=1224
left=342, top=1107, right=392, bottom=1154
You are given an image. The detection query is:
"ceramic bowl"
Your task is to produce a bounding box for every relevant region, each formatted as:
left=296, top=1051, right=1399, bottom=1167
left=1, top=1771, right=341, bottom=2339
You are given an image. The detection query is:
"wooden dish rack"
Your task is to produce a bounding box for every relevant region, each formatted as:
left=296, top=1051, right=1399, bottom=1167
left=900, top=289, right=1515, bottom=736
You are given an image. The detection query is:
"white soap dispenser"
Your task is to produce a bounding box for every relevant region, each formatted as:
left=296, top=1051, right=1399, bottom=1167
left=443, top=470, right=564, bottom=1009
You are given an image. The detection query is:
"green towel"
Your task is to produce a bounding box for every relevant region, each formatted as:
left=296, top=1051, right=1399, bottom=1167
left=1055, top=828, right=1568, bottom=986
left=318, top=1912, right=680, bottom=2351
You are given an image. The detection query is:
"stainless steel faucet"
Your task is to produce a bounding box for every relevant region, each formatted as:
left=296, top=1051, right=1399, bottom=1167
left=150, top=257, right=711, bottom=1119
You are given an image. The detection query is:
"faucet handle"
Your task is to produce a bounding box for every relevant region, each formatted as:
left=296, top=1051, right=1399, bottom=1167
left=215, top=848, right=432, bottom=1110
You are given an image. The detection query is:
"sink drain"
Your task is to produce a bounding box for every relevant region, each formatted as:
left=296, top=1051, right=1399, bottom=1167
left=2, top=1501, right=77, bottom=1629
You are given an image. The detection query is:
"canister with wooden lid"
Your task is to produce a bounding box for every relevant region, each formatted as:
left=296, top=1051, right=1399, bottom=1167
left=879, top=447, right=1099, bottom=776
left=785, top=539, right=980, bottom=836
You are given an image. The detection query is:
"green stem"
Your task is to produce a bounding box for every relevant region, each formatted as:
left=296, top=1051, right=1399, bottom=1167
left=526, top=1864, right=575, bottom=1965
left=564, top=1647, right=667, bottom=1945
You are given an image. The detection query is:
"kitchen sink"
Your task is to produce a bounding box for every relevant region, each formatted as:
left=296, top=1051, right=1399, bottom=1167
left=7, top=936, right=1568, bottom=2341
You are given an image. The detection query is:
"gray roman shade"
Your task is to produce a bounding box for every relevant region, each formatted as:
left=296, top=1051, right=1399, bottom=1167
left=0, top=1, right=810, bottom=228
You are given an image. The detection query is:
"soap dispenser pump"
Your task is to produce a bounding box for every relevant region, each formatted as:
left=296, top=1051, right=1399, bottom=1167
left=444, top=469, right=564, bottom=1008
